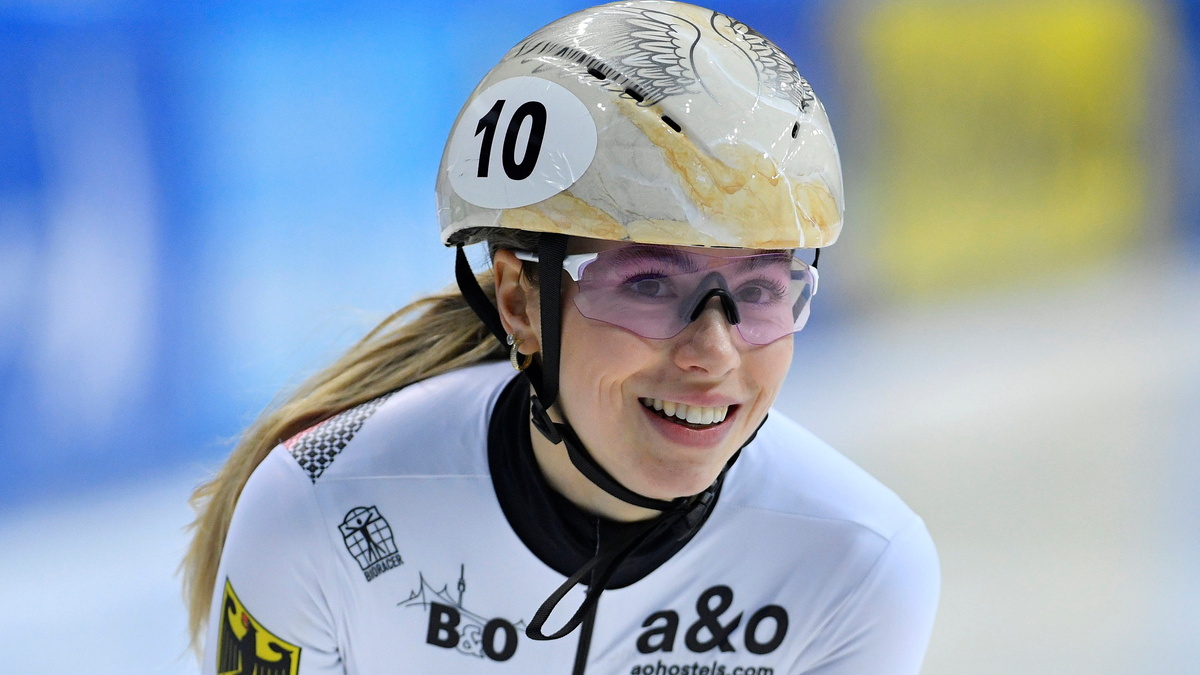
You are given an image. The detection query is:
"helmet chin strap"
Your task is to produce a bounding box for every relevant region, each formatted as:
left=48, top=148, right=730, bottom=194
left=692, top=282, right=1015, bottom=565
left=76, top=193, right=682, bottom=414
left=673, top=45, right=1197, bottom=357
left=526, top=234, right=686, bottom=511
left=456, top=235, right=758, bottom=513
left=456, top=236, right=765, bottom=640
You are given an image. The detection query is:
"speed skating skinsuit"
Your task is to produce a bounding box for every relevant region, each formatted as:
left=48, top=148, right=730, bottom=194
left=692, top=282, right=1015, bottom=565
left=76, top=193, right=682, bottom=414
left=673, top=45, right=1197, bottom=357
left=203, top=361, right=940, bottom=675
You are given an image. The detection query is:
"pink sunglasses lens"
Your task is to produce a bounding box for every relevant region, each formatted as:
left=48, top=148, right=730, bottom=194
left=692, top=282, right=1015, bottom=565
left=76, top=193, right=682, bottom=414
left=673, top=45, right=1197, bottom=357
left=568, top=247, right=815, bottom=344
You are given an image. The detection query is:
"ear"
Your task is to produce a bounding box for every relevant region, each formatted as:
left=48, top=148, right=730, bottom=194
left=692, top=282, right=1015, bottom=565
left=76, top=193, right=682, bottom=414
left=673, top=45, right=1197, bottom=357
left=493, top=249, right=542, bottom=355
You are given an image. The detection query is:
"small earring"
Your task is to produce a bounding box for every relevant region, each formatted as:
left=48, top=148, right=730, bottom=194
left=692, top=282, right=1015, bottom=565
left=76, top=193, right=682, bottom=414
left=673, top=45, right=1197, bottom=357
left=507, top=334, right=533, bottom=371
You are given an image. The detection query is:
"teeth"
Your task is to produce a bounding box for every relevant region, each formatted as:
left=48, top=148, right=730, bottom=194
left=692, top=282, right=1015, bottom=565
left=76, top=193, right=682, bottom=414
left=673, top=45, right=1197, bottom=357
left=640, top=398, right=730, bottom=426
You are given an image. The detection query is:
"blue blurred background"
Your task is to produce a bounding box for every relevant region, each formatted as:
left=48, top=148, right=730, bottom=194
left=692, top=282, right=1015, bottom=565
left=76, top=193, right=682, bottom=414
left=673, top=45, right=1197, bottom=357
left=0, top=0, right=844, bottom=507
left=1, top=0, right=1198, bottom=672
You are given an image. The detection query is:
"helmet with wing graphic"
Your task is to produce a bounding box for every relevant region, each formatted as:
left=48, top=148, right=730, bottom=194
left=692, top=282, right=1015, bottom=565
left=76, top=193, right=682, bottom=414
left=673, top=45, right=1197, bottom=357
left=437, top=0, right=843, bottom=250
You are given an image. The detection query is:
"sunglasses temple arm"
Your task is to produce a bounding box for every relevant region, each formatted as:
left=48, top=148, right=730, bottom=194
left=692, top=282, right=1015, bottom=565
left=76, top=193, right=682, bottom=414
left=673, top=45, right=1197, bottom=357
left=515, top=249, right=600, bottom=282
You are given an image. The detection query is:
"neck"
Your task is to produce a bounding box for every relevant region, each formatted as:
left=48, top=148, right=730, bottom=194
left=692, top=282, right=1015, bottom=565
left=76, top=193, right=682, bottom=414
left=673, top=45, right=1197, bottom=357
left=527, top=413, right=662, bottom=523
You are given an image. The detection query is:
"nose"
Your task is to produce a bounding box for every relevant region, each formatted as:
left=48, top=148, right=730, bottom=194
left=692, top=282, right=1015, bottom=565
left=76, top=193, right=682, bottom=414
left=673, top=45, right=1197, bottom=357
left=672, top=296, right=741, bottom=375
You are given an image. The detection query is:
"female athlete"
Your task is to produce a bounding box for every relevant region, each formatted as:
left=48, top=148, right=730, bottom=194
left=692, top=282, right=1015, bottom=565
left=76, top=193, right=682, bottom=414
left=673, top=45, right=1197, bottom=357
left=183, top=3, right=940, bottom=674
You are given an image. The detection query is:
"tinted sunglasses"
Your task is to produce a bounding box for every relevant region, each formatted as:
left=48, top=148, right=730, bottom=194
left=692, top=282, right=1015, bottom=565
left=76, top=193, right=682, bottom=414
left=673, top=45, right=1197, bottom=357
left=515, top=244, right=818, bottom=345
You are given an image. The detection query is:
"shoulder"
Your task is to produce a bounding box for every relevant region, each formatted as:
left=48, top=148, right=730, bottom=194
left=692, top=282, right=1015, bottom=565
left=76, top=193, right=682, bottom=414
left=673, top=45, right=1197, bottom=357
left=717, top=412, right=940, bottom=670
left=282, top=360, right=517, bottom=483
left=723, top=410, right=927, bottom=545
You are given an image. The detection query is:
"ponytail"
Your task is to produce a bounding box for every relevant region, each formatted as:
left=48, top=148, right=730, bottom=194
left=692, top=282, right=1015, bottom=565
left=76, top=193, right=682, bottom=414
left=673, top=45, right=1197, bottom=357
left=181, top=269, right=506, bottom=652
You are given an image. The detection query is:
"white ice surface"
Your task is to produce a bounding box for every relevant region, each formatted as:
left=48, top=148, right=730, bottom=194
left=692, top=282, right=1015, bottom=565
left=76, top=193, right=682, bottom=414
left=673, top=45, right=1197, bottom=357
left=0, top=471, right=202, bottom=673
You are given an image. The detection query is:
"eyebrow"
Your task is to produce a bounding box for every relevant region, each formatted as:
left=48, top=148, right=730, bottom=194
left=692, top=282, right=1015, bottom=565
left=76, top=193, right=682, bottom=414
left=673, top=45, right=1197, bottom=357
left=606, top=246, right=703, bottom=272
left=731, top=252, right=794, bottom=273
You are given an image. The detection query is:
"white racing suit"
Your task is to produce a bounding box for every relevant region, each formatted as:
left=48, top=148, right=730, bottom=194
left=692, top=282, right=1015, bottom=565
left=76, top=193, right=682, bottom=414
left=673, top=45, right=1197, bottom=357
left=202, top=361, right=939, bottom=675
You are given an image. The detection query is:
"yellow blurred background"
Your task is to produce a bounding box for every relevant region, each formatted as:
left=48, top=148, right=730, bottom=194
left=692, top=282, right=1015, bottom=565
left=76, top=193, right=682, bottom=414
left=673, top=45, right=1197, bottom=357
left=853, top=0, right=1160, bottom=298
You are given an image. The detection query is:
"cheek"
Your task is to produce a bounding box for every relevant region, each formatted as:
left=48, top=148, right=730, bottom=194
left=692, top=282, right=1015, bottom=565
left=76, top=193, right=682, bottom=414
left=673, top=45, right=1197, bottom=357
left=556, top=311, right=650, bottom=412
left=745, top=337, right=793, bottom=401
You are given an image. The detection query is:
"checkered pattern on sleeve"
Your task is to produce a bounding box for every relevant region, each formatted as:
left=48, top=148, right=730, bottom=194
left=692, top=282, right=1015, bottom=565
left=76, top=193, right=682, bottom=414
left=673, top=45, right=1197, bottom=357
left=286, top=393, right=393, bottom=483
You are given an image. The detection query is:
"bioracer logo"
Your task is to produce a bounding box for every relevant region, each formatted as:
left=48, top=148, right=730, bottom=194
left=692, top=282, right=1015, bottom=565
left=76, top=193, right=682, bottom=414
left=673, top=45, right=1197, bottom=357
left=636, top=585, right=789, bottom=656
left=339, top=506, right=403, bottom=582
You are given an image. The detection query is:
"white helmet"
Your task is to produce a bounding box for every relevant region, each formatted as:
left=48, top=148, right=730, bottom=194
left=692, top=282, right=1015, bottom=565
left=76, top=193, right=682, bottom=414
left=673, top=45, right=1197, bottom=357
left=437, top=0, right=843, bottom=250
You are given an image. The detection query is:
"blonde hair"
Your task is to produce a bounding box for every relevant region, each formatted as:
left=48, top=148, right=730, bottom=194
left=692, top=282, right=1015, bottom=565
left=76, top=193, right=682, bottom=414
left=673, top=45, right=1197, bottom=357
left=181, top=230, right=537, bottom=654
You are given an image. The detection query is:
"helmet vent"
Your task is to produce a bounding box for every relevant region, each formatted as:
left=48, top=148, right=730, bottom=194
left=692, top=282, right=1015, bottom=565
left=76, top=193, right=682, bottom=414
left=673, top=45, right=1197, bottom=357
left=587, top=66, right=607, bottom=80
left=624, top=87, right=645, bottom=103
left=661, top=115, right=682, bottom=133
left=791, top=122, right=800, bottom=139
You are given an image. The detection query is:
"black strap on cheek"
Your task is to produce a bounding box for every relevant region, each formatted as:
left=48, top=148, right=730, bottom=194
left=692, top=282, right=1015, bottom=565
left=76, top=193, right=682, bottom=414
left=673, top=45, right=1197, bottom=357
left=535, top=233, right=568, bottom=407
left=527, top=233, right=568, bottom=445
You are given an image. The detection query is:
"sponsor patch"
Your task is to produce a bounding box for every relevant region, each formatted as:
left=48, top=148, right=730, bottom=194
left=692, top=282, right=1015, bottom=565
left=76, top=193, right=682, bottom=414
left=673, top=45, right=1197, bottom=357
left=401, top=565, right=526, bottom=662
left=635, top=585, right=788, bottom=657
left=340, top=506, right=403, bottom=581
left=218, top=578, right=301, bottom=675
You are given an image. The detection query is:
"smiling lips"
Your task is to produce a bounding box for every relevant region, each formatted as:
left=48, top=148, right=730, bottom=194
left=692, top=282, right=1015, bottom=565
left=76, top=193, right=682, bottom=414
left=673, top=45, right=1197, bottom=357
left=639, top=397, right=732, bottom=426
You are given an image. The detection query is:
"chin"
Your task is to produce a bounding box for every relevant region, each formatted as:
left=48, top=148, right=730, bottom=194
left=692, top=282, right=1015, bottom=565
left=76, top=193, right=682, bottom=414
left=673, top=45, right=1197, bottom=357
left=630, top=461, right=728, bottom=500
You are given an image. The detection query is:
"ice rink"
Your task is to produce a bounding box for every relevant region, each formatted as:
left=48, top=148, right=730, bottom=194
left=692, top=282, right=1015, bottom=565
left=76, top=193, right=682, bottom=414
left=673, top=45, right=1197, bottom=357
left=3, top=252, right=1196, bottom=675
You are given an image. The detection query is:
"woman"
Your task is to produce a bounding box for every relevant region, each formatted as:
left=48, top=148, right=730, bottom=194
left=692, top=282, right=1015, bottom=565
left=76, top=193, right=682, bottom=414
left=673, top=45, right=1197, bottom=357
left=183, top=2, right=940, bottom=674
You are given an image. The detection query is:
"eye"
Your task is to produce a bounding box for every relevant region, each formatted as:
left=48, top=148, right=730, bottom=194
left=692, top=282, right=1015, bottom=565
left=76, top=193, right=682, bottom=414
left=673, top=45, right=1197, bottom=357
left=735, top=280, right=787, bottom=305
left=735, top=285, right=768, bottom=304
left=628, top=277, right=671, bottom=298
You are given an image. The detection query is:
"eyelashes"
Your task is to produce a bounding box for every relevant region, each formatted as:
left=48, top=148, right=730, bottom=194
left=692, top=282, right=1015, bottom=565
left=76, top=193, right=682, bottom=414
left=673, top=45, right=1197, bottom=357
left=615, top=268, right=791, bottom=305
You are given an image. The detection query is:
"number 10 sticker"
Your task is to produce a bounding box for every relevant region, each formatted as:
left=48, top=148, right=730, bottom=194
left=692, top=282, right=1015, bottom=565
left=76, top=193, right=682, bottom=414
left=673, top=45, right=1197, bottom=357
left=447, top=76, right=598, bottom=210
